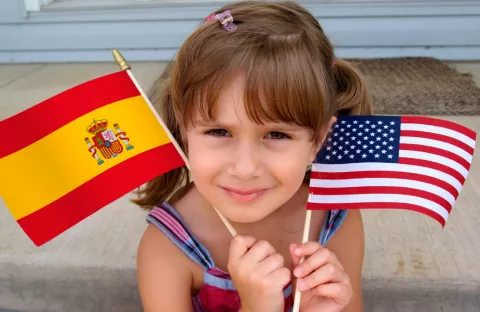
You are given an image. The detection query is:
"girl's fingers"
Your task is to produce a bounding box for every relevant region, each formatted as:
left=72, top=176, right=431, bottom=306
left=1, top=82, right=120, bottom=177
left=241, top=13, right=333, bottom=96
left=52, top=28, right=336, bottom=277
left=311, top=282, right=352, bottom=304
left=293, top=247, right=341, bottom=278
left=289, top=243, right=301, bottom=268
left=229, top=235, right=257, bottom=261
left=242, top=239, right=277, bottom=263
left=296, top=263, right=347, bottom=291
left=291, top=241, right=322, bottom=257
left=256, top=252, right=285, bottom=275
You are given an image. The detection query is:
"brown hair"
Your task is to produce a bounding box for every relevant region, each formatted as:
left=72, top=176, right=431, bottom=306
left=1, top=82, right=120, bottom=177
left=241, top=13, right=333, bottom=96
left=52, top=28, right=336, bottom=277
left=132, top=0, right=373, bottom=210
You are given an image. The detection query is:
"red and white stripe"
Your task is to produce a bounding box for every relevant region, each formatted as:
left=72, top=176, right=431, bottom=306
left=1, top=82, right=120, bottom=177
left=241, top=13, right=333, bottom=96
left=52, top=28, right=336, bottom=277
left=308, top=116, right=477, bottom=227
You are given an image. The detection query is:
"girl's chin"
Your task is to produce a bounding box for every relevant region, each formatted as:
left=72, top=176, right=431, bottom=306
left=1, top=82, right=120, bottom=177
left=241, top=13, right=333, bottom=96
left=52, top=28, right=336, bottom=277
left=213, top=199, right=282, bottom=224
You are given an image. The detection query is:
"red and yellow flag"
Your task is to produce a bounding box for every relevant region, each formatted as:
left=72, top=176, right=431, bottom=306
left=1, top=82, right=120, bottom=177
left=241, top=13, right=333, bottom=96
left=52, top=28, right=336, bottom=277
left=0, top=70, right=185, bottom=246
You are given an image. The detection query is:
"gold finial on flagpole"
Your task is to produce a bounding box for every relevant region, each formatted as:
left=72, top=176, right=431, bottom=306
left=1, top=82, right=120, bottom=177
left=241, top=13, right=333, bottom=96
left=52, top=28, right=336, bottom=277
left=112, top=49, right=131, bottom=71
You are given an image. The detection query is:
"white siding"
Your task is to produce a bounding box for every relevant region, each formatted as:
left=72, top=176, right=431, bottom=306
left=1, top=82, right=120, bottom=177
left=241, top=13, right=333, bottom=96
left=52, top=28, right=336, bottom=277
left=0, top=0, right=479, bottom=63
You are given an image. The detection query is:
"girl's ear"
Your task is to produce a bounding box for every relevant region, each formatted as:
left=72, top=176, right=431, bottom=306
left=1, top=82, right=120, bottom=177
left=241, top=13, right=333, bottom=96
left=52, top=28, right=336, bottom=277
left=308, top=116, right=337, bottom=163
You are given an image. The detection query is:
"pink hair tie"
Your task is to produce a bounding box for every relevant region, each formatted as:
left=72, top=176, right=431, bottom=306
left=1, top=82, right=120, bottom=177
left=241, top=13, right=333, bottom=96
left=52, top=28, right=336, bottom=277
left=204, top=10, right=237, bottom=32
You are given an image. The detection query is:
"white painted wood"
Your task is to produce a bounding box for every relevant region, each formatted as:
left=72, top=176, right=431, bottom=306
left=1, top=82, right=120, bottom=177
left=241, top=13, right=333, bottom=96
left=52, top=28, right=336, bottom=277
left=23, top=0, right=41, bottom=11
left=2, top=46, right=480, bottom=64
left=1, top=0, right=479, bottom=63
left=23, top=0, right=53, bottom=11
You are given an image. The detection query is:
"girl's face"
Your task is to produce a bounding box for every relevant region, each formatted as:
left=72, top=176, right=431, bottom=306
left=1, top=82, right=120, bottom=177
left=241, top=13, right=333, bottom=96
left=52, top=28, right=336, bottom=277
left=185, top=74, right=329, bottom=224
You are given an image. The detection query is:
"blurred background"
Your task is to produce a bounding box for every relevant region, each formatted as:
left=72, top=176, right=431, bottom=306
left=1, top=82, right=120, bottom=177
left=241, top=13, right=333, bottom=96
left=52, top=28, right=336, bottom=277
left=0, top=1, right=479, bottom=311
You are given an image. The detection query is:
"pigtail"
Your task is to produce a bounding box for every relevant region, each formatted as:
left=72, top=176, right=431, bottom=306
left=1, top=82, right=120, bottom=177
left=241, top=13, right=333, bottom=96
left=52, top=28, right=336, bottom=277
left=131, top=62, right=191, bottom=210
left=303, top=59, right=373, bottom=184
left=333, top=59, right=373, bottom=116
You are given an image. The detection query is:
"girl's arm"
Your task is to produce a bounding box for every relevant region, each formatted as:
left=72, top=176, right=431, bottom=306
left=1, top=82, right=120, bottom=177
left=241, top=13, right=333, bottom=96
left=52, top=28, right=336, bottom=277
left=325, top=209, right=365, bottom=312
left=137, top=224, right=194, bottom=312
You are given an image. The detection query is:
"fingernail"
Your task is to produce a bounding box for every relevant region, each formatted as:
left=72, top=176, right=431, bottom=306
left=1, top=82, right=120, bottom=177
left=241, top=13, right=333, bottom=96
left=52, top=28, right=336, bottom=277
left=294, top=248, right=301, bottom=255
left=297, top=279, right=306, bottom=290
left=294, top=267, right=303, bottom=277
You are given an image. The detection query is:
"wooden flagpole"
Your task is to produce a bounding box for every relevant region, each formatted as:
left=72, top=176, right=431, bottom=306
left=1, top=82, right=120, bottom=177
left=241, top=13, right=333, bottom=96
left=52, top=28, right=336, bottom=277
left=112, top=49, right=237, bottom=237
left=292, top=208, right=312, bottom=312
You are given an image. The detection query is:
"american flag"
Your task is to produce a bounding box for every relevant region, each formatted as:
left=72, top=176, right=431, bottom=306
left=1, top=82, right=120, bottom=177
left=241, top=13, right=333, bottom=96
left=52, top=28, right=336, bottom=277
left=307, top=115, right=477, bottom=227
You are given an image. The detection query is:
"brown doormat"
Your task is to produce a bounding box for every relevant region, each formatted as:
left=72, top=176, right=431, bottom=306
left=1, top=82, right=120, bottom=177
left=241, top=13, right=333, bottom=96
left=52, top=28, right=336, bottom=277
left=350, top=57, right=480, bottom=115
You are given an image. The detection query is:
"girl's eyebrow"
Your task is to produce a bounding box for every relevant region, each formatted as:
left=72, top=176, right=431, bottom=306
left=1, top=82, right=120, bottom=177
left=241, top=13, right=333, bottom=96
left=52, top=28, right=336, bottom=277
left=263, top=123, right=305, bottom=132
left=193, top=120, right=237, bottom=128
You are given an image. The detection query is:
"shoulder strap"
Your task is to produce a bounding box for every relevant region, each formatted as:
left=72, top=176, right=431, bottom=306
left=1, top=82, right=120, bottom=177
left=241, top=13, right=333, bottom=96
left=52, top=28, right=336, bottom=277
left=319, top=209, right=348, bottom=245
left=146, top=202, right=215, bottom=270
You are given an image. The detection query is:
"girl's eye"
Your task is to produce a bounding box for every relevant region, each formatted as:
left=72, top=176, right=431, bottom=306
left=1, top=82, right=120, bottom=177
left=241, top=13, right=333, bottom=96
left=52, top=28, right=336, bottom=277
left=266, top=132, right=291, bottom=140
left=205, top=129, right=229, bottom=137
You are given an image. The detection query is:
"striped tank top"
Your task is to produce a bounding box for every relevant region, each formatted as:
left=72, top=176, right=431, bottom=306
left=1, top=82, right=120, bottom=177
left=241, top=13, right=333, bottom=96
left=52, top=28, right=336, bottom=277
left=146, top=202, right=348, bottom=312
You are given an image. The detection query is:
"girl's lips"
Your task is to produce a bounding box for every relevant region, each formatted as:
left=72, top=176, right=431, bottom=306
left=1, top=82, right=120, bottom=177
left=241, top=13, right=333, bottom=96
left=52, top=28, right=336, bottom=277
left=221, top=187, right=270, bottom=203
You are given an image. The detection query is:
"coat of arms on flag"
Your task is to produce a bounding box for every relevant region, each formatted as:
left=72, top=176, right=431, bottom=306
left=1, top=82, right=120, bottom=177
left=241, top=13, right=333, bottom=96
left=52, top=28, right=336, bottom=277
left=307, top=114, right=477, bottom=227
left=85, top=119, right=134, bottom=165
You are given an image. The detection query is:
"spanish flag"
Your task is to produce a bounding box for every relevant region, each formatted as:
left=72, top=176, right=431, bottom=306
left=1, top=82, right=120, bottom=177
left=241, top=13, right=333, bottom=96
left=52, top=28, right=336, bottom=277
left=0, top=70, right=185, bottom=246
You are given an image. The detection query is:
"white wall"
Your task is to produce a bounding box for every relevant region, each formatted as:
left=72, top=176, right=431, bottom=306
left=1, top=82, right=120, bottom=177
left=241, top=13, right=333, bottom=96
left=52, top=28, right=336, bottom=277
left=1, top=0, right=480, bottom=63
left=23, top=0, right=53, bottom=11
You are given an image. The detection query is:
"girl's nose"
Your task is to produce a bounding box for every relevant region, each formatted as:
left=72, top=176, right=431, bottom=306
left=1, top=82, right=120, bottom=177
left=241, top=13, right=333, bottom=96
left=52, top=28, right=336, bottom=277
left=226, top=142, right=263, bottom=180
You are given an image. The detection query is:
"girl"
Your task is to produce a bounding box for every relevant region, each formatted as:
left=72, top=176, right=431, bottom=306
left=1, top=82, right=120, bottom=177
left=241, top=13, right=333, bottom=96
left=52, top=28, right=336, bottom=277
left=135, top=1, right=372, bottom=311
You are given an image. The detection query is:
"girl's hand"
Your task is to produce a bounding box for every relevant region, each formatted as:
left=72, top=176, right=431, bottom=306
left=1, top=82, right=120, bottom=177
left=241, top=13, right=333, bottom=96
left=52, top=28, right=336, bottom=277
left=289, top=241, right=353, bottom=312
left=228, top=235, right=291, bottom=312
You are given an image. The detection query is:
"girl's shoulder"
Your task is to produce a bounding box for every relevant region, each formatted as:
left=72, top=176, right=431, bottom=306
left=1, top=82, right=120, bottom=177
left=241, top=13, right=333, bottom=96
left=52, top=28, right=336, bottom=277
left=138, top=197, right=217, bottom=300
left=137, top=208, right=200, bottom=311
left=322, top=208, right=363, bottom=249
left=145, top=201, right=216, bottom=270
left=320, top=209, right=365, bottom=310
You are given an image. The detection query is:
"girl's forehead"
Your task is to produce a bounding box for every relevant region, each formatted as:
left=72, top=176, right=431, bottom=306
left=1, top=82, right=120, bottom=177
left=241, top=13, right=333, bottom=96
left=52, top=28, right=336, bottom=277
left=190, top=94, right=303, bottom=130
left=191, top=77, right=251, bottom=120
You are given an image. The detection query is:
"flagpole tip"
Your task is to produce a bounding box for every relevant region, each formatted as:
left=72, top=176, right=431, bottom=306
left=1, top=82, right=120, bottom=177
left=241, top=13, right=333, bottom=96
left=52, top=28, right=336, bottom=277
left=112, top=49, right=131, bottom=71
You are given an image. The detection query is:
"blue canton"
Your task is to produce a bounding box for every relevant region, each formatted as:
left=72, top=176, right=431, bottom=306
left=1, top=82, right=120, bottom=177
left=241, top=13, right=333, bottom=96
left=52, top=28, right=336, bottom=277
left=316, top=115, right=402, bottom=164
